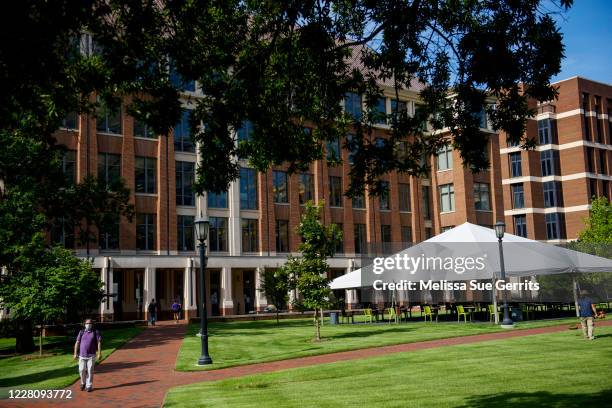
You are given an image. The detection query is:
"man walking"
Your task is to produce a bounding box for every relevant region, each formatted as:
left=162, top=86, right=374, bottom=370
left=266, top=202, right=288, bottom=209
left=578, top=290, right=598, bottom=340
left=73, top=319, right=102, bottom=392
left=171, top=299, right=182, bottom=323
left=148, top=298, right=158, bottom=326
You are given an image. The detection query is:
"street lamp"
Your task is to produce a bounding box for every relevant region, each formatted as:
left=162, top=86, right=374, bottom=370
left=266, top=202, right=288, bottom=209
left=194, top=215, right=213, bottom=365
left=495, top=221, right=514, bottom=328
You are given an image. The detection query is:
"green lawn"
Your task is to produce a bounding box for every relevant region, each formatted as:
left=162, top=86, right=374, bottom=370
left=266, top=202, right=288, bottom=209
left=0, top=326, right=143, bottom=398
left=176, top=317, right=580, bottom=371
left=166, top=325, right=612, bottom=407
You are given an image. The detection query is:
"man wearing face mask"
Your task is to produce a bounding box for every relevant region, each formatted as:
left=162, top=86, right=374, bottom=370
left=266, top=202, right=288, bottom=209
left=73, top=318, right=102, bottom=392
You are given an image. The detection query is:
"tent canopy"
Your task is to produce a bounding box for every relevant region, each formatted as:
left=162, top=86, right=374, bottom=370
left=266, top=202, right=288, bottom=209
left=331, top=222, right=612, bottom=290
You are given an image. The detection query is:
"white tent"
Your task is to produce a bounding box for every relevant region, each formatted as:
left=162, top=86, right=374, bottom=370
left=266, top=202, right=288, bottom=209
left=331, top=222, right=612, bottom=290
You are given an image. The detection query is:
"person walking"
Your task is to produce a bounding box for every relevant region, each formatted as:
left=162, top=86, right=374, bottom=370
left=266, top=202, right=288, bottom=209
left=578, top=290, right=598, bottom=340
left=171, top=299, right=182, bottom=323
left=148, top=299, right=158, bottom=326
left=73, top=319, right=102, bottom=392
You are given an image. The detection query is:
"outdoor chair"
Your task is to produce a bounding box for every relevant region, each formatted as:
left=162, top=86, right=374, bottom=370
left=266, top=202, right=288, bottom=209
left=424, top=305, right=437, bottom=322
left=488, top=304, right=499, bottom=322
left=457, top=305, right=471, bottom=322
left=362, top=308, right=374, bottom=324
left=385, top=307, right=399, bottom=324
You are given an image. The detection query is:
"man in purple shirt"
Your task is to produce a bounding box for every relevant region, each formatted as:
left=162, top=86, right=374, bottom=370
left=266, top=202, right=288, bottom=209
left=73, top=319, right=102, bottom=392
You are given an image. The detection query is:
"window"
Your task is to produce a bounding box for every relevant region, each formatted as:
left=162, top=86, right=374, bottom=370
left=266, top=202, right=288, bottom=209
left=540, top=150, right=557, bottom=176
left=506, top=137, right=520, bottom=148
left=477, top=109, right=487, bottom=129
left=170, top=60, right=196, bottom=92
left=51, top=218, right=74, bottom=249
left=595, top=96, right=603, bottom=143
left=97, top=153, right=121, bottom=188
left=589, top=178, right=598, bottom=200
left=545, top=213, right=562, bottom=240
left=237, top=120, right=253, bottom=159
left=543, top=181, right=561, bottom=208
left=275, top=220, right=289, bottom=253
left=439, top=184, right=455, bottom=212
left=401, top=226, right=412, bottom=244
left=344, top=92, right=362, bottom=121
left=602, top=180, right=610, bottom=200
left=209, top=217, right=228, bottom=252
left=136, top=213, right=156, bottom=250
left=511, top=183, right=525, bottom=209
left=273, top=171, right=288, bottom=203
left=135, top=156, right=156, bottom=194
left=587, top=147, right=595, bottom=173
left=422, top=186, right=431, bottom=220
left=379, top=181, right=390, bottom=210
left=175, top=161, right=194, bottom=206
left=509, top=152, right=522, bottom=177
left=437, top=143, right=453, bottom=170
left=329, top=176, right=343, bottom=207
left=134, top=119, right=156, bottom=139
left=298, top=173, right=314, bottom=204
left=96, top=100, right=121, bottom=134
left=414, top=104, right=428, bottom=132
left=513, top=215, right=527, bottom=238
left=347, top=134, right=358, bottom=165
left=177, top=215, right=194, bottom=251
left=333, top=223, right=344, bottom=254
left=538, top=119, right=551, bottom=144
left=425, top=227, right=433, bottom=239
left=241, top=218, right=259, bottom=253
left=207, top=190, right=227, bottom=208
left=354, top=223, right=366, bottom=254
left=352, top=193, right=365, bottom=209
left=372, top=97, right=387, bottom=124
left=583, top=93, right=591, bottom=140
left=174, top=109, right=194, bottom=152
left=599, top=149, right=607, bottom=174
left=381, top=225, right=392, bottom=254
left=62, top=150, right=77, bottom=185
left=61, top=112, right=78, bottom=130
left=326, top=137, right=341, bottom=160
left=390, top=99, right=407, bottom=124
left=99, top=216, right=119, bottom=250
left=240, top=167, right=258, bottom=209
left=399, top=183, right=411, bottom=212
left=474, top=183, right=490, bottom=211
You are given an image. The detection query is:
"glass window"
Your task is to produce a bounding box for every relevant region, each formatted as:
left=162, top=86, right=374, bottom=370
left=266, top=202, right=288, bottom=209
left=99, top=216, right=119, bottom=251
left=329, top=176, right=343, bottom=207
left=373, top=97, right=387, bottom=124
left=97, top=153, right=121, bottom=188
left=174, top=109, right=194, bottom=153
left=422, top=186, right=431, bottom=220
left=273, top=171, right=289, bottom=203
left=506, top=137, right=520, bottom=148
left=96, top=100, right=121, bottom=134
left=352, top=193, right=365, bottom=209
left=209, top=217, right=228, bottom=252
left=170, top=60, right=196, bottom=92
left=175, top=161, right=194, bottom=205
left=509, top=152, right=522, bottom=177
left=177, top=215, right=195, bottom=251
left=346, top=133, right=358, bottom=165
left=134, top=119, right=157, bottom=139
left=136, top=213, right=156, bottom=250
left=399, top=183, right=411, bottom=212
left=513, top=215, right=527, bottom=237
left=326, top=137, right=341, bottom=161
left=545, top=213, right=562, bottom=240
left=390, top=100, right=407, bottom=124
left=61, top=112, right=78, bottom=130
left=381, top=225, right=392, bottom=254
left=354, top=223, right=367, bottom=254
left=51, top=218, right=74, bottom=249
left=333, top=223, right=344, bottom=254
left=599, top=149, right=607, bottom=174
left=207, top=190, right=228, bottom=208
left=538, top=119, right=551, bottom=144
left=439, top=183, right=455, bottom=212
left=587, top=147, right=595, bottom=173
left=583, top=93, right=591, bottom=140
left=135, top=156, right=156, bottom=194
left=401, top=226, right=412, bottom=244
left=511, top=183, right=524, bottom=209
left=241, top=218, right=259, bottom=253
left=379, top=181, right=390, bottom=210
left=237, top=120, right=253, bottom=159
left=62, top=150, right=77, bottom=185
left=543, top=181, right=561, bottom=208
left=437, top=143, right=453, bottom=171
left=275, top=220, right=289, bottom=253
left=474, top=182, right=490, bottom=211
left=298, top=173, right=314, bottom=204
left=540, top=149, right=556, bottom=176
left=240, top=167, right=258, bottom=209
left=344, top=92, right=362, bottom=121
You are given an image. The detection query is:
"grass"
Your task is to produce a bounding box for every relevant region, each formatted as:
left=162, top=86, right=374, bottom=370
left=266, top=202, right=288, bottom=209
left=166, top=325, right=612, bottom=407
left=0, top=326, right=143, bottom=398
left=176, top=316, right=580, bottom=371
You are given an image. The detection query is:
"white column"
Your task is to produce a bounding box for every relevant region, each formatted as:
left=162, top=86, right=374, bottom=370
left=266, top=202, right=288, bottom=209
left=144, top=267, right=156, bottom=314
left=221, top=266, right=234, bottom=315
left=184, top=258, right=197, bottom=318
left=100, top=257, right=114, bottom=320
left=255, top=267, right=267, bottom=312
left=228, top=179, right=241, bottom=255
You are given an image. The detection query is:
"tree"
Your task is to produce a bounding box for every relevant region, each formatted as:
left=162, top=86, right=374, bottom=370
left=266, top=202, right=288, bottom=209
left=259, top=267, right=295, bottom=324
left=284, top=201, right=341, bottom=341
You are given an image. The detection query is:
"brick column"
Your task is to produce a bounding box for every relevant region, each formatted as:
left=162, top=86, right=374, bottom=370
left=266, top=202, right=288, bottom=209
left=221, top=267, right=234, bottom=315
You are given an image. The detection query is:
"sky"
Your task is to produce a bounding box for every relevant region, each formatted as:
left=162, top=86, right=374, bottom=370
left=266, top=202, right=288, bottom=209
left=551, top=0, right=612, bottom=84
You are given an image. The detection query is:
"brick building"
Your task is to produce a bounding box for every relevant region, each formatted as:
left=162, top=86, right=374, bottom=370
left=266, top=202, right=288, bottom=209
left=49, top=75, right=610, bottom=321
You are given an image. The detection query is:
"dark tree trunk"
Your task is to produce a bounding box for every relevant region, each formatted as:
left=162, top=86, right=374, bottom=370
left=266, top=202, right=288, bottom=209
left=15, top=320, right=35, bottom=354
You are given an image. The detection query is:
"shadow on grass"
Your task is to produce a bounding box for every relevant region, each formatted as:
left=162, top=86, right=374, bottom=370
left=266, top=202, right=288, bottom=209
left=0, top=365, right=76, bottom=388
left=459, top=390, right=612, bottom=408
left=328, top=326, right=415, bottom=340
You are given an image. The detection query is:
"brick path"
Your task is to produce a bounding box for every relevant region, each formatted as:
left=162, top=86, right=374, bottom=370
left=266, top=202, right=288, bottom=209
left=4, top=319, right=611, bottom=408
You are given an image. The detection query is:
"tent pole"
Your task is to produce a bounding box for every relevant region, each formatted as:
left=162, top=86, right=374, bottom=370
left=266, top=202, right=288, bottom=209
left=492, top=275, right=499, bottom=324
left=572, top=277, right=580, bottom=318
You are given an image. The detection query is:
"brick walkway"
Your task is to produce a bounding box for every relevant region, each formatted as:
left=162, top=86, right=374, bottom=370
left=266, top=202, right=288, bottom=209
left=4, top=319, right=611, bottom=408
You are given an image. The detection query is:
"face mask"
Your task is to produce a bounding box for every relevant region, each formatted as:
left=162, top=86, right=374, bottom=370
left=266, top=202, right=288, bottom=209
left=85, top=323, right=92, bottom=331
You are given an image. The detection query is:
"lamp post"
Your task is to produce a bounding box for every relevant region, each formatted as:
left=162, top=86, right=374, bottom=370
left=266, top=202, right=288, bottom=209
left=494, top=221, right=514, bottom=328
left=194, top=215, right=213, bottom=365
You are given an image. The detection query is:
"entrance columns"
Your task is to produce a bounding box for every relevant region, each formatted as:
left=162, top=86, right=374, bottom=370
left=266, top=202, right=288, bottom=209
left=144, top=267, right=156, bottom=320
left=221, top=267, right=234, bottom=315
left=254, top=267, right=267, bottom=312
left=183, top=258, right=197, bottom=320
left=100, top=257, right=114, bottom=321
